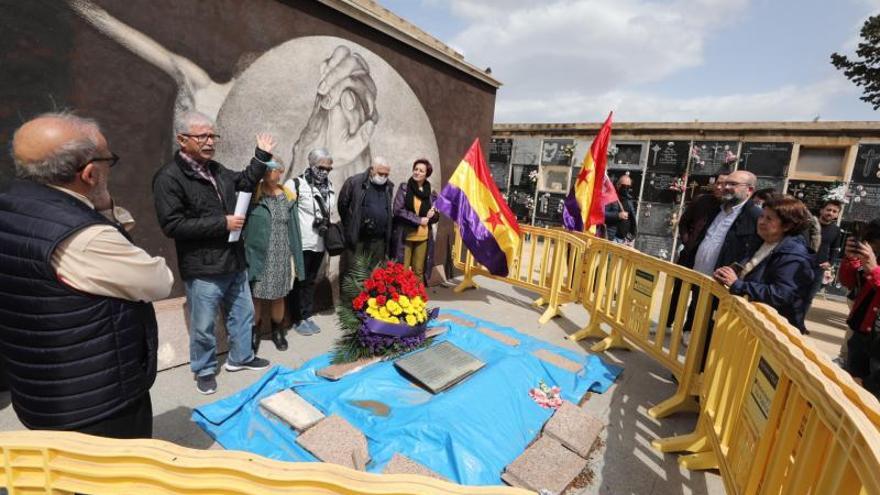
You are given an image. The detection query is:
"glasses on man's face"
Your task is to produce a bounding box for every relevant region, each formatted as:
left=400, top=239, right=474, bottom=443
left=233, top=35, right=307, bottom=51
left=719, top=181, right=749, bottom=188
left=78, top=152, right=120, bottom=171
left=181, top=133, right=221, bottom=144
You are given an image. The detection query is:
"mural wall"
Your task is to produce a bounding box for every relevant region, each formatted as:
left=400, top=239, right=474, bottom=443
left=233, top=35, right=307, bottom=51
left=1, top=0, right=498, bottom=299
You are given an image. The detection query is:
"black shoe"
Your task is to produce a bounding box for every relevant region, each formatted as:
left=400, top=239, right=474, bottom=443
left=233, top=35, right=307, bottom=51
left=251, top=325, right=261, bottom=354
left=196, top=374, right=217, bottom=395
left=224, top=356, right=271, bottom=372
left=271, top=322, right=289, bottom=351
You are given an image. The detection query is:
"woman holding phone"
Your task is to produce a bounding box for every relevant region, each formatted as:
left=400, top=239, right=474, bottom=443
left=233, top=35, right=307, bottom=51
left=713, top=195, right=815, bottom=333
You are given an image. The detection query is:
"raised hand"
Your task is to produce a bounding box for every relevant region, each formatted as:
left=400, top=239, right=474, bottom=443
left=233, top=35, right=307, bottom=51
left=256, top=133, right=276, bottom=154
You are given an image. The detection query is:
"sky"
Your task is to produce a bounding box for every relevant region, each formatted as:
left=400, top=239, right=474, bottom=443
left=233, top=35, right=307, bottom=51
left=377, top=0, right=880, bottom=123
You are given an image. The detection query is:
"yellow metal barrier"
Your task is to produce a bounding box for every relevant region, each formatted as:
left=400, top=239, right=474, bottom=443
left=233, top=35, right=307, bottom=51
left=0, top=431, right=530, bottom=495
left=653, top=296, right=880, bottom=495
left=567, top=234, right=725, bottom=419
left=452, top=225, right=586, bottom=324
left=753, top=303, right=880, bottom=430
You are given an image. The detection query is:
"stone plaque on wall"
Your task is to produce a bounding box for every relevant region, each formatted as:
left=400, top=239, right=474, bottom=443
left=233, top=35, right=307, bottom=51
left=635, top=234, right=674, bottom=261
left=637, top=202, right=676, bottom=236
left=647, top=140, right=690, bottom=174
left=688, top=141, right=738, bottom=176
left=739, top=142, right=793, bottom=177
left=851, top=144, right=880, bottom=184
left=512, top=138, right=542, bottom=166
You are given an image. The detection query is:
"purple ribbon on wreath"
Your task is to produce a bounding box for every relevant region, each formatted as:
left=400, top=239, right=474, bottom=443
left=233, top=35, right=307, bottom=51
left=357, top=308, right=439, bottom=354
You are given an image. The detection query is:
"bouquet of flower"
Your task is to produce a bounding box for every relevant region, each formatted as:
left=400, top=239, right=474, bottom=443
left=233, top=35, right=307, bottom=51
left=529, top=380, right=563, bottom=409
left=332, top=256, right=438, bottom=363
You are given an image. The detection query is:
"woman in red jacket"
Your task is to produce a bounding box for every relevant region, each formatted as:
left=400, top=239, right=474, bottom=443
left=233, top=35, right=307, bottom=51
left=839, top=218, right=880, bottom=398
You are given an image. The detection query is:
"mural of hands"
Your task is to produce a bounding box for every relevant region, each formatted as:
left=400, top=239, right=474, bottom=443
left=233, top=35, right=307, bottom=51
left=289, top=45, right=379, bottom=181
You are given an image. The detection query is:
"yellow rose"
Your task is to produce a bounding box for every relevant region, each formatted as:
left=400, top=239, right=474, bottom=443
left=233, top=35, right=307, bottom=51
left=405, top=314, right=417, bottom=326
left=398, top=295, right=411, bottom=307
left=368, top=298, right=378, bottom=309
left=390, top=316, right=400, bottom=324
left=379, top=307, right=390, bottom=318
left=366, top=308, right=378, bottom=317
left=413, top=296, right=424, bottom=307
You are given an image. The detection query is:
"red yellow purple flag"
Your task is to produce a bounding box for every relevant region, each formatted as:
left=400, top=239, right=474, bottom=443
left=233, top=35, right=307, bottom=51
left=562, top=112, right=616, bottom=232
left=435, top=138, right=521, bottom=277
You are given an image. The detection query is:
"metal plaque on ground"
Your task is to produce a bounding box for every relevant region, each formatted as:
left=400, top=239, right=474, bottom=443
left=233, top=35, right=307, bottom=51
left=394, top=342, right=485, bottom=394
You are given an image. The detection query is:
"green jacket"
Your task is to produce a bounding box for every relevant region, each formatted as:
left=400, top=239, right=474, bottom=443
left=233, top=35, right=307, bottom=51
left=243, top=185, right=306, bottom=285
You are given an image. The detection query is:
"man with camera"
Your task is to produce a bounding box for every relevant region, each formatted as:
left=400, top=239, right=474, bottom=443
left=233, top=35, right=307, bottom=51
left=284, top=148, right=337, bottom=335
left=338, top=156, right=394, bottom=265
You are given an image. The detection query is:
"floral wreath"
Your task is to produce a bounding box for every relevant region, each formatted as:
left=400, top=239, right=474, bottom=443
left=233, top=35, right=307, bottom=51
left=332, top=256, right=438, bottom=363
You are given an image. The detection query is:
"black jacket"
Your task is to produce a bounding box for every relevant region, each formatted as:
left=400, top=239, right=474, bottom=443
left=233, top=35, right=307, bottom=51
left=604, top=194, right=637, bottom=240
left=337, top=168, right=394, bottom=249
left=730, top=235, right=815, bottom=333
left=0, top=181, right=158, bottom=430
left=678, top=199, right=763, bottom=270
left=153, top=149, right=269, bottom=280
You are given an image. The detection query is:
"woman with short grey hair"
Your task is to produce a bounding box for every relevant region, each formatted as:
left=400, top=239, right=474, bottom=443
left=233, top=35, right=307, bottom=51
left=283, top=148, right=336, bottom=335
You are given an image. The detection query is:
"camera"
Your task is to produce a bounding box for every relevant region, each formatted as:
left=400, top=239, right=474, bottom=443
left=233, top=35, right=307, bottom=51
left=313, top=217, right=329, bottom=236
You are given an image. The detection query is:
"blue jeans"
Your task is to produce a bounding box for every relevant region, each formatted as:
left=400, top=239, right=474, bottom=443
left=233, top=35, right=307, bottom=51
left=184, top=271, right=255, bottom=377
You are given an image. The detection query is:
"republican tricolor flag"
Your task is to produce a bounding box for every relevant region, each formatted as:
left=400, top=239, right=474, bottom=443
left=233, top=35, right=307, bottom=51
left=563, top=112, right=617, bottom=232
left=435, top=139, right=521, bottom=277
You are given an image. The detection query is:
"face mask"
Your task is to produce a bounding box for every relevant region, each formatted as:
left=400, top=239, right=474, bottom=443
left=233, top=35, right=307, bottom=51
left=371, top=174, right=388, bottom=186
left=619, top=186, right=632, bottom=195
left=265, top=160, right=283, bottom=171
left=312, top=167, right=330, bottom=181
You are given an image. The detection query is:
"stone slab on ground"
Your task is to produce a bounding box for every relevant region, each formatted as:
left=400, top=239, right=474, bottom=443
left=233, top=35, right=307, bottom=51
left=316, top=356, right=381, bottom=381
left=425, top=326, right=448, bottom=339
left=477, top=326, right=520, bottom=346
left=295, top=414, right=370, bottom=469
left=259, top=389, right=324, bottom=431
left=502, top=435, right=589, bottom=493
left=436, top=315, right=477, bottom=327
left=544, top=401, right=604, bottom=458
left=382, top=453, right=448, bottom=481
left=533, top=349, right=583, bottom=373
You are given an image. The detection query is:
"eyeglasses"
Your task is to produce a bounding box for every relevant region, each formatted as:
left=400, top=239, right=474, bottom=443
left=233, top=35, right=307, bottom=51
left=718, top=181, right=750, bottom=188
left=181, top=133, right=221, bottom=144
left=77, top=152, right=120, bottom=171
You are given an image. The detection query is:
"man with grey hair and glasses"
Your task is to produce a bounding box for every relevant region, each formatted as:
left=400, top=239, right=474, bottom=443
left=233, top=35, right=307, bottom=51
left=0, top=112, right=173, bottom=438
left=153, top=110, right=275, bottom=395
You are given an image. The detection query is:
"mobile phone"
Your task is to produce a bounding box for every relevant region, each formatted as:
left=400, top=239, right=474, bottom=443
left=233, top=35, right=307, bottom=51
left=850, top=221, right=865, bottom=244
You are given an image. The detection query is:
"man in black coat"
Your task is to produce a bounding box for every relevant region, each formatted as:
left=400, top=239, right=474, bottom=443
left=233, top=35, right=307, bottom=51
left=338, top=156, right=394, bottom=265
left=675, top=170, right=763, bottom=344
left=604, top=174, right=637, bottom=244
left=153, top=110, right=274, bottom=395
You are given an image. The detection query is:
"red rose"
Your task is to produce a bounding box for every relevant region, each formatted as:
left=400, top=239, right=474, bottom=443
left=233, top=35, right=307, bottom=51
left=376, top=295, right=387, bottom=306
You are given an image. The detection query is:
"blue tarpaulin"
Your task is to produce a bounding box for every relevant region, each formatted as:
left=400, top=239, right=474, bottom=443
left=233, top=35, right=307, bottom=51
left=192, top=309, right=621, bottom=486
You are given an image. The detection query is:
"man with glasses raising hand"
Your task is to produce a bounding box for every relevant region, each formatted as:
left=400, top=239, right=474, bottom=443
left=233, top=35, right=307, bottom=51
left=153, top=110, right=275, bottom=395
left=0, top=112, right=174, bottom=438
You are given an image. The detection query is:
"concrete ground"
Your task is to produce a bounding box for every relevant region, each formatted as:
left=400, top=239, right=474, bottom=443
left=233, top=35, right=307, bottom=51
left=0, top=277, right=850, bottom=494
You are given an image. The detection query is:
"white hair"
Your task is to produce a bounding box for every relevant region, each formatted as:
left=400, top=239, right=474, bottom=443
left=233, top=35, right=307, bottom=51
left=12, top=112, right=101, bottom=185
left=174, top=110, right=214, bottom=135
left=307, top=148, right=333, bottom=167
left=371, top=156, right=390, bottom=168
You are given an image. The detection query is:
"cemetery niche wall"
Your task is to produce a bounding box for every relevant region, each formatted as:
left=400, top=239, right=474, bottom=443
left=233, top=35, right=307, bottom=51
left=492, top=121, right=880, bottom=280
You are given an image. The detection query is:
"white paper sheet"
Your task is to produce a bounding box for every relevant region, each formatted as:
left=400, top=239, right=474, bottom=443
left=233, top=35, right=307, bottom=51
left=227, top=191, right=252, bottom=242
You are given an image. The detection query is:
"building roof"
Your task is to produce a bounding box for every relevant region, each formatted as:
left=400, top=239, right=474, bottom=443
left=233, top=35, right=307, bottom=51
left=493, top=121, right=880, bottom=138
left=318, top=0, right=501, bottom=88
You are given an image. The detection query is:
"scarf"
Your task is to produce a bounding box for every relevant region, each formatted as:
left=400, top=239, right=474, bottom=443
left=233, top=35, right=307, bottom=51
left=304, top=166, right=330, bottom=201
left=405, top=178, right=431, bottom=217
